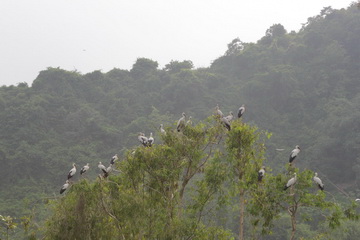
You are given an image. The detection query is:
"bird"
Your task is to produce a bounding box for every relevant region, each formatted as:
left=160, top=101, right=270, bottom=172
left=284, top=173, right=297, bottom=190
left=313, top=172, right=324, bottom=191
left=80, top=163, right=89, bottom=175
left=98, top=162, right=107, bottom=174
left=289, top=145, right=301, bottom=164
left=177, top=112, right=186, bottom=132
left=224, top=111, right=234, bottom=122
left=238, top=104, right=246, bottom=118
left=186, top=116, right=193, bottom=125
left=138, top=132, right=148, bottom=146
left=104, top=164, right=113, bottom=178
left=215, top=104, right=224, bottom=118
left=60, top=180, right=70, bottom=194
left=221, top=116, right=231, bottom=131
left=110, top=154, right=118, bottom=165
left=160, top=124, right=166, bottom=135
left=67, top=163, right=76, bottom=180
left=355, top=199, right=360, bottom=202
left=258, top=166, right=266, bottom=182
left=147, top=132, right=154, bottom=147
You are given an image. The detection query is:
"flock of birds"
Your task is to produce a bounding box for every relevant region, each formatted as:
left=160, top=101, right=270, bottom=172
left=60, top=154, right=119, bottom=194
left=59, top=103, right=326, bottom=195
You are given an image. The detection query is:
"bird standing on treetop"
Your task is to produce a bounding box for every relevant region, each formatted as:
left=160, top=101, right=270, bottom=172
left=147, top=132, right=154, bottom=147
left=221, top=116, right=231, bottom=131
left=60, top=180, right=70, bottom=194
left=224, top=111, right=234, bottom=122
left=160, top=124, right=166, bottom=135
left=313, top=172, right=324, bottom=191
left=67, top=163, right=76, bottom=180
left=215, top=104, right=224, bottom=118
left=98, top=162, right=107, bottom=174
left=80, top=163, right=89, bottom=175
left=177, top=112, right=186, bottom=132
left=110, top=154, right=118, bottom=165
left=284, top=173, right=297, bottom=190
left=289, top=145, right=300, bottom=164
left=238, top=104, right=245, bottom=118
left=258, top=166, right=266, bottom=182
left=138, top=132, right=148, bottom=146
left=186, top=116, right=193, bottom=126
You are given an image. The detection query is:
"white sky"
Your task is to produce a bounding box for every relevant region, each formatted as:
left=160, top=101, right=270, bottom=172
left=0, top=0, right=353, bottom=86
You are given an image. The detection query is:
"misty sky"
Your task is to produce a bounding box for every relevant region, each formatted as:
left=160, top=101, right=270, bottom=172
left=0, top=0, right=353, bottom=86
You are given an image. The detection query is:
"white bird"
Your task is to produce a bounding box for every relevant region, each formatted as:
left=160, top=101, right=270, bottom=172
left=224, top=111, right=234, bottom=122
left=177, top=112, right=186, bottom=132
left=258, top=166, right=266, bottom=182
left=67, top=163, right=76, bottom=180
left=313, top=172, right=324, bottom=191
left=215, top=104, right=224, bottom=118
left=355, top=199, right=360, bottom=202
left=138, top=132, right=148, bottom=146
left=284, top=173, right=297, bottom=190
left=238, top=104, right=246, bottom=118
left=186, top=116, right=193, bottom=125
left=147, top=132, right=154, bottom=147
left=98, top=162, right=107, bottom=174
left=221, top=116, right=231, bottom=131
left=289, top=145, right=300, bottom=164
left=80, top=163, right=89, bottom=175
left=160, top=124, right=166, bottom=134
left=60, top=180, right=70, bottom=194
left=110, top=154, right=118, bottom=165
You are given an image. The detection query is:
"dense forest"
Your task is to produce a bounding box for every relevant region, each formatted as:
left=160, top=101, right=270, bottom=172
left=1, top=3, right=360, bottom=239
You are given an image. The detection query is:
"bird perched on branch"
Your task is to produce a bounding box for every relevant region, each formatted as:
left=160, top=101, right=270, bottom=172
left=177, top=112, right=186, bottom=132
left=258, top=166, right=266, bottom=182
left=238, top=104, right=245, bottom=118
left=80, top=163, right=89, bottom=175
left=67, top=163, right=76, bottom=180
left=110, top=154, right=118, bottom=165
left=60, top=180, right=70, bottom=194
left=138, top=132, right=148, bottom=146
left=313, top=172, right=324, bottom=191
left=289, top=145, right=300, bottom=164
left=284, top=173, right=297, bottom=190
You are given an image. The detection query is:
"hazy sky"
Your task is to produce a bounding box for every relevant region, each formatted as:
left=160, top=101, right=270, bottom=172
left=0, top=0, right=353, bottom=86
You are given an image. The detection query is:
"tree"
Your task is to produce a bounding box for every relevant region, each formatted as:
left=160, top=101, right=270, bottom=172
left=223, top=120, right=268, bottom=240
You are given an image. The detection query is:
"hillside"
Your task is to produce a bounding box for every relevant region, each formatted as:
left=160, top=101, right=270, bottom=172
left=0, top=3, right=360, bottom=239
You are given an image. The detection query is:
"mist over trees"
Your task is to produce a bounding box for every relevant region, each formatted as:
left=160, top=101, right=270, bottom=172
left=1, top=3, right=360, bottom=239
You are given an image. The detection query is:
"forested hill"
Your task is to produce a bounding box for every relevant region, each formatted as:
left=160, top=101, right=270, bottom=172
left=0, top=4, right=359, bottom=221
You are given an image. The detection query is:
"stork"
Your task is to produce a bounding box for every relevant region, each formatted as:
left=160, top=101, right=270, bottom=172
left=104, top=164, right=113, bottom=178
left=215, top=104, right=224, bottom=118
left=138, top=132, right=148, bottom=147
left=224, top=111, right=234, bottom=122
left=313, top=172, right=324, bottom=191
left=284, top=173, right=297, bottom=190
left=98, top=162, right=107, bottom=174
left=160, top=124, right=166, bottom=135
left=60, top=180, right=70, bottom=194
left=186, top=116, right=193, bottom=126
left=221, top=116, right=231, bottom=131
left=258, top=166, right=266, bottom=182
left=289, top=145, right=300, bottom=164
left=238, top=104, right=245, bottom=118
left=80, top=163, right=89, bottom=175
left=147, top=132, right=154, bottom=147
left=177, top=112, right=186, bottom=132
left=67, top=163, right=76, bottom=180
left=110, top=154, right=118, bottom=165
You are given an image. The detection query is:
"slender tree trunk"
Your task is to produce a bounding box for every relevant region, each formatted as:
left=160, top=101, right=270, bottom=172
left=290, top=213, right=296, bottom=240
left=239, top=188, right=245, bottom=240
